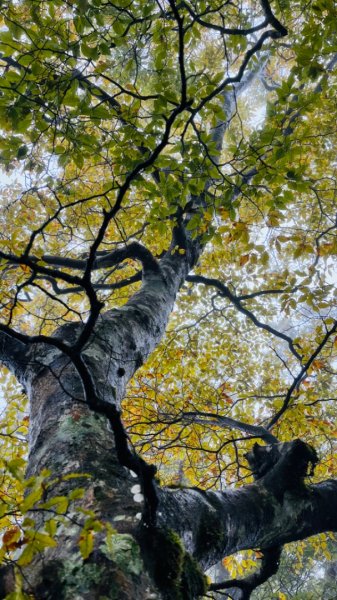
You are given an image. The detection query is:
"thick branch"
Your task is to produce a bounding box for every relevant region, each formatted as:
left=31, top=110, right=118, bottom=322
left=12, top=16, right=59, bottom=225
left=157, top=442, right=337, bottom=569
left=38, top=242, right=159, bottom=274
left=36, top=272, right=142, bottom=296
left=212, top=54, right=269, bottom=156
left=181, top=411, right=278, bottom=444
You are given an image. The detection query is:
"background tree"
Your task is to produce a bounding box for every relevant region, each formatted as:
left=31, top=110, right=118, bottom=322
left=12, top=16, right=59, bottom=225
left=0, top=0, right=337, bottom=598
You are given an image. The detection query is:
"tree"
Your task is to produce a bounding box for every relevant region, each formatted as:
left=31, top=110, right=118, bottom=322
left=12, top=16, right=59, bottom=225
left=0, top=0, right=337, bottom=598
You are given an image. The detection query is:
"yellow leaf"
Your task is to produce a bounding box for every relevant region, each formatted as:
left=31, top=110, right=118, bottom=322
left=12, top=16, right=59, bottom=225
left=21, top=487, right=43, bottom=513
left=45, top=519, right=57, bottom=537
left=40, top=496, right=69, bottom=514
left=79, top=528, right=94, bottom=560
left=311, top=359, right=324, bottom=371
left=17, top=544, right=35, bottom=567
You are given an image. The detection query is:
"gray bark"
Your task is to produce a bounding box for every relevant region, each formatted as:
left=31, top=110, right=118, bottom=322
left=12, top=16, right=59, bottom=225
left=1, top=189, right=337, bottom=599
left=158, top=477, right=337, bottom=570
left=1, top=267, right=337, bottom=599
left=0, top=329, right=28, bottom=382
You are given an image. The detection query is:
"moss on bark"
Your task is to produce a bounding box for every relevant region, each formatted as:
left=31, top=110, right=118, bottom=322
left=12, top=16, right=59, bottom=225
left=140, top=527, right=207, bottom=600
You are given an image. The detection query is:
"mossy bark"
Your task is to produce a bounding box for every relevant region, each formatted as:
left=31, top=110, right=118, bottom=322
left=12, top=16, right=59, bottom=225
left=1, top=247, right=337, bottom=598
left=12, top=352, right=337, bottom=599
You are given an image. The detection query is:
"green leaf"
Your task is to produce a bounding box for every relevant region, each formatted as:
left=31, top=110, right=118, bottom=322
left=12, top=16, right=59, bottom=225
left=21, top=487, right=43, bottom=512
left=112, top=20, right=125, bottom=35
left=40, top=496, right=69, bottom=514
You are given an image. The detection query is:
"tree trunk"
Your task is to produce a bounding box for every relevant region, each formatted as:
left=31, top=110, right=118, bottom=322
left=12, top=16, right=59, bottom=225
left=2, top=249, right=337, bottom=598
left=1, top=313, right=336, bottom=599
left=19, top=357, right=150, bottom=597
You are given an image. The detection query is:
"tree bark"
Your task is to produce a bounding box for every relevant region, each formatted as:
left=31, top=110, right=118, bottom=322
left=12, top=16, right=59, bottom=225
left=1, top=269, right=337, bottom=599
left=2, top=204, right=337, bottom=598
left=0, top=250, right=200, bottom=599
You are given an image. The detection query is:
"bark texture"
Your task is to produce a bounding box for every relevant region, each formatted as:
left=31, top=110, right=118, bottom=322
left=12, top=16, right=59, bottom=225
left=1, top=303, right=337, bottom=599
left=1, top=248, right=337, bottom=598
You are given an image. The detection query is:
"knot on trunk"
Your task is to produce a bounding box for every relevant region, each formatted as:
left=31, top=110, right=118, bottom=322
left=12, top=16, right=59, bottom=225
left=245, top=439, right=318, bottom=500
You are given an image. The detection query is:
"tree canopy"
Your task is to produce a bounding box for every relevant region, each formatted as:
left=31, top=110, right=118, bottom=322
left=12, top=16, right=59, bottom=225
left=1, top=0, right=337, bottom=598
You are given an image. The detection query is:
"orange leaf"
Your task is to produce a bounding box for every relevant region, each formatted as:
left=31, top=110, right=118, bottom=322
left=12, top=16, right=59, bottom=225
left=239, top=254, right=250, bottom=267
left=312, top=359, right=324, bottom=371
left=3, top=526, right=21, bottom=550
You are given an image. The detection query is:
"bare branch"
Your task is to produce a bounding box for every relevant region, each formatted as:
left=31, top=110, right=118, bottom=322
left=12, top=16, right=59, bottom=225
left=186, top=274, right=302, bottom=360
left=181, top=411, right=279, bottom=444
left=209, top=546, right=282, bottom=599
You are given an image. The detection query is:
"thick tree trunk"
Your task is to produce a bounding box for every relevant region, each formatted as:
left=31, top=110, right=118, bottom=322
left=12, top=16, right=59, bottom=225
left=1, top=54, right=337, bottom=594
left=1, top=250, right=337, bottom=598
left=21, top=358, right=159, bottom=599
left=1, top=331, right=334, bottom=599
left=0, top=252, right=198, bottom=599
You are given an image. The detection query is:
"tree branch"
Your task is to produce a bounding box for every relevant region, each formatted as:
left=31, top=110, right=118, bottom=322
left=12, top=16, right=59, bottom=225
left=157, top=440, right=337, bottom=570
left=209, top=546, right=282, bottom=599
left=181, top=0, right=269, bottom=36
left=16, top=242, right=159, bottom=275
left=0, top=329, right=29, bottom=382
left=36, top=272, right=142, bottom=296
left=211, top=54, right=270, bottom=156
left=190, top=25, right=287, bottom=119
left=180, top=411, right=279, bottom=444
left=186, top=274, right=302, bottom=360
left=267, top=319, right=337, bottom=429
